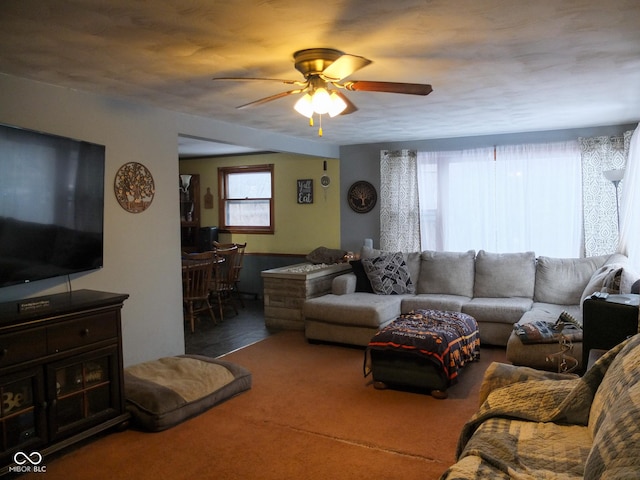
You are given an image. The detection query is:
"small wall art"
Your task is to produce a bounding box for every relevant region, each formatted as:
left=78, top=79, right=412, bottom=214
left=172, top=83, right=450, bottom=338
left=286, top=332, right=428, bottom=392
left=297, top=179, right=313, bottom=204
left=114, top=162, right=155, bottom=213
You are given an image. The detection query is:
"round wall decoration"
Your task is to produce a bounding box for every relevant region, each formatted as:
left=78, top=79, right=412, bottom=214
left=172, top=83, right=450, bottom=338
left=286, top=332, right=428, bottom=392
left=347, top=180, right=377, bottom=213
left=114, top=162, right=155, bottom=213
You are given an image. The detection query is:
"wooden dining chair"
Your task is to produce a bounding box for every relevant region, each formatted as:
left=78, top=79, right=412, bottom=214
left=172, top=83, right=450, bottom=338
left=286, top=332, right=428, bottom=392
left=209, top=245, right=239, bottom=321
left=182, top=251, right=217, bottom=333
left=213, top=241, right=247, bottom=307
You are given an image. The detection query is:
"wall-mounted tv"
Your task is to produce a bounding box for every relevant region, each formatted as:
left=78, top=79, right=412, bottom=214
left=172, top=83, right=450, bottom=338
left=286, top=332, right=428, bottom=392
left=0, top=123, right=105, bottom=288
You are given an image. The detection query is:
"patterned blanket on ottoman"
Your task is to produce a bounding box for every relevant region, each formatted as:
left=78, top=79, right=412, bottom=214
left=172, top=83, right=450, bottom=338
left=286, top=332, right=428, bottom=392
left=368, top=309, right=480, bottom=385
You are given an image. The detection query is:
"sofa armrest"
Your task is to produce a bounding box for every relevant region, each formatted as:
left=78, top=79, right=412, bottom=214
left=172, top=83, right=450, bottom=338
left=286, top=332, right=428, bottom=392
left=479, top=361, right=578, bottom=405
left=332, top=273, right=357, bottom=295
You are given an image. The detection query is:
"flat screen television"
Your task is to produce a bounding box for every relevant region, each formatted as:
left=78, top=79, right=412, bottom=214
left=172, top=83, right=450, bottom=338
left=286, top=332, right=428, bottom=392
left=0, top=123, right=105, bottom=287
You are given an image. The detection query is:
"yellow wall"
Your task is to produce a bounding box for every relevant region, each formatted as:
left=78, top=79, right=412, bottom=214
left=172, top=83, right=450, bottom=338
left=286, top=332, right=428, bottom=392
left=179, top=152, right=340, bottom=254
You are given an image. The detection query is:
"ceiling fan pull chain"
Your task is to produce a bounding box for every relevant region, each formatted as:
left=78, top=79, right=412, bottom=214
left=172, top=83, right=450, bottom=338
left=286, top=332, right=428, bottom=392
left=318, top=114, right=323, bottom=137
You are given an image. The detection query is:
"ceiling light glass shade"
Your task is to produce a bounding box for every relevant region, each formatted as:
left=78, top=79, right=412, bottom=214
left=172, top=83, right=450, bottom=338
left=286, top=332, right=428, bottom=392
left=294, top=93, right=314, bottom=118
left=328, top=91, right=347, bottom=117
left=311, top=87, right=331, bottom=114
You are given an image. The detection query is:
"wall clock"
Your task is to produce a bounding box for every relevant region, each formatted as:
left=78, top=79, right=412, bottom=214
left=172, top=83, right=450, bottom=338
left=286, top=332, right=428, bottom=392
left=114, top=162, right=155, bottom=213
left=347, top=181, right=377, bottom=213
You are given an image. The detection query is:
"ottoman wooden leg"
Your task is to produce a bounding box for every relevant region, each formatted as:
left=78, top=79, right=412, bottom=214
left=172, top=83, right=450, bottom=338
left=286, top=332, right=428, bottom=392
left=430, top=389, right=448, bottom=399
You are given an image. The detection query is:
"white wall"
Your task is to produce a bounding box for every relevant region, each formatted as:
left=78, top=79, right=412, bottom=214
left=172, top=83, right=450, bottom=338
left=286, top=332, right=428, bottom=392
left=0, top=73, right=336, bottom=366
left=0, top=75, right=185, bottom=366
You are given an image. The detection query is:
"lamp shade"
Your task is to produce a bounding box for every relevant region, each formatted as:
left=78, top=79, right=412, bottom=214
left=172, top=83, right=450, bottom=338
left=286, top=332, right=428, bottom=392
left=180, top=174, right=192, bottom=192
left=603, top=168, right=625, bottom=182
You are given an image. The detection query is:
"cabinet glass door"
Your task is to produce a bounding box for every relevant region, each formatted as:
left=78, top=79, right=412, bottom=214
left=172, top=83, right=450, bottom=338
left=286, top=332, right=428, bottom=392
left=0, top=369, right=46, bottom=460
left=49, top=347, right=118, bottom=440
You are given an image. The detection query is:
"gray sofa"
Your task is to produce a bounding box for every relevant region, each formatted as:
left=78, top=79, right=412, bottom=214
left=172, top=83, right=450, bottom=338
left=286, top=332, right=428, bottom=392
left=303, top=247, right=637, bottom=370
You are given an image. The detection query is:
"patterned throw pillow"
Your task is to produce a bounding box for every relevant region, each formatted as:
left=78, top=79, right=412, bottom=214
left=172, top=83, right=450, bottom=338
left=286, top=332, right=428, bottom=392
left=601, top=267, right=623, bottom=294
left=362, top=252, right=415, bottom=295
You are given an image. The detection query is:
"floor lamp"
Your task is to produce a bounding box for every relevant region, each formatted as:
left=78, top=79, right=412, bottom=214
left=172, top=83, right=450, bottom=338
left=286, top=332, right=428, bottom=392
left=603, top=168, right=625, bottom=233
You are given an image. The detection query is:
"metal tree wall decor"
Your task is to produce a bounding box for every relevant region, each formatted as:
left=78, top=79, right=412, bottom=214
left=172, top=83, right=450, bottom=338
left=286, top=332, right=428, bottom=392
left=114, top=162, right=155, bottom=213
left=347, top=180, right=377, bottom=213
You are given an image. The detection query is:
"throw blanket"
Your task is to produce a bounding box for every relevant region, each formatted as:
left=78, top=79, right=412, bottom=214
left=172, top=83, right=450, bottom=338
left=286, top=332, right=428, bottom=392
left=367, top=309, right=480, bottom=384
left=440, top=334, right=640, bottom=480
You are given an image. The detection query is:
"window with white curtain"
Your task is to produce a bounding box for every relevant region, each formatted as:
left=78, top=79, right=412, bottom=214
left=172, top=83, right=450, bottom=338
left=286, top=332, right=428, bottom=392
left=417, top=141, right=582, bottom=257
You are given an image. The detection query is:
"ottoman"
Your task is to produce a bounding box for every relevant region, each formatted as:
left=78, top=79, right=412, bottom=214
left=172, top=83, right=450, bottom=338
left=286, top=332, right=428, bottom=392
left=365, top=309, right=480, bottom=398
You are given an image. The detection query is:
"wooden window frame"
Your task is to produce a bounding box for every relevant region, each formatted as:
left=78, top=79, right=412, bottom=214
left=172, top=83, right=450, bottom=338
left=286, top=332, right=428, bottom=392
left=218, top=164, right=274, bottom=234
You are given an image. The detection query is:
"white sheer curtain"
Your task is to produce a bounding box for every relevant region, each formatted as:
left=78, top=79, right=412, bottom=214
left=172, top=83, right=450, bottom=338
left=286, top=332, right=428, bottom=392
left=619, top=125, right=640, bottom=269
left=379, top=150, right=420, bottom=252
left=417, top=141, right=582, bottom=257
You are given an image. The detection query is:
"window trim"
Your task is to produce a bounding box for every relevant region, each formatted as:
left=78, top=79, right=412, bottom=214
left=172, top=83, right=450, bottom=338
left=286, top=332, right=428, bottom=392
left=218, top=164, right=274, bottom=234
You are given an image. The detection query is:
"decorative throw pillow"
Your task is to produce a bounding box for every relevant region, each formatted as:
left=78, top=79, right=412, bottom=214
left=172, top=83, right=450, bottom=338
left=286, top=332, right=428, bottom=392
left=601, top=267, right=623, bottom=294
left=362, top=252, right=415, bottom=295
left=349, top=259, right=374, bottom=293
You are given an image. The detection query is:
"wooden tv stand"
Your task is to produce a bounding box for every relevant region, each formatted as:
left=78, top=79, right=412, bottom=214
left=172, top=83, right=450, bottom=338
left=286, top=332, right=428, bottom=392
left=0, top=289, right=129, bottom=475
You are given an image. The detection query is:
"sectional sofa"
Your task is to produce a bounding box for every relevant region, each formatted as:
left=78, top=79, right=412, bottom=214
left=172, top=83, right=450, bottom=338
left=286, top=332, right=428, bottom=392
left=303, top=247, right=638, bottom=370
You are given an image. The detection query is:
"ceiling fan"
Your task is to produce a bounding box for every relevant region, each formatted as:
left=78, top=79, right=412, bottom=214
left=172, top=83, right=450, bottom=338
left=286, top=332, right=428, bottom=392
left=213, top=48, right=433, bottom=136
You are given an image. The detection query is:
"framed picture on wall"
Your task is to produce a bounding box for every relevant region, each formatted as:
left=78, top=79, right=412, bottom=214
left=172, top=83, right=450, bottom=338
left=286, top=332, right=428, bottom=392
left=297, top=179, right=313, bottom=204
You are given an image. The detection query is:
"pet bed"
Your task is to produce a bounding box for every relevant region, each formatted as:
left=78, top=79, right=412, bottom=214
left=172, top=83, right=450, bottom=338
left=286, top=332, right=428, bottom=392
left=365, top=309, right=480, bottom=398
left=124, top=354, right=252, bottom=431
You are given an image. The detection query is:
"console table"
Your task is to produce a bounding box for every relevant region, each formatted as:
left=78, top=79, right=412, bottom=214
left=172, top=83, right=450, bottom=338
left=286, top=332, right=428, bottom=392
left=0, top=289, right=129, bottom=475
left=262, top=263, right=351, bottom=330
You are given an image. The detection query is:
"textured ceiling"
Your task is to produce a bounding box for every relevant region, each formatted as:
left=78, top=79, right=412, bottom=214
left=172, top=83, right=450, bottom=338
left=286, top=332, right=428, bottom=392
left=1, top=0, right=639, bottom=154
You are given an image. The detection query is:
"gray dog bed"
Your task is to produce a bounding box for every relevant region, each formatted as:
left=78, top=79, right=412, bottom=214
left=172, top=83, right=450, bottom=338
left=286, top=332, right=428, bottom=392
left=124, top=354, right=252, bottom=432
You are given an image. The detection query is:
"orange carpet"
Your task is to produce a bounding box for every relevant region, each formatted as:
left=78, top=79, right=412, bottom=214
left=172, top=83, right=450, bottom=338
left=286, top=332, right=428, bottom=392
left=25, top=331, right=506, bottom=480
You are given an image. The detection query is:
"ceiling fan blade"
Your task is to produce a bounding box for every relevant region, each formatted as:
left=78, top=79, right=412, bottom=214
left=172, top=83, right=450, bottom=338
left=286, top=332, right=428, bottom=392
left=236, top=89, right=303, bottom=109
left=343, top=81, right=433, bottom=96
left=334, top=91, right=358, bottom=115
left=321, top=54, right=372, bottom=81
left=213, top=77, right=304, bottom=86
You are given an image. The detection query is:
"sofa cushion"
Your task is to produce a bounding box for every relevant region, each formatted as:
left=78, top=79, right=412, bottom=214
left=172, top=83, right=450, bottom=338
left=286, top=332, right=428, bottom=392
left=303, top=292, right=405, bottom=328
left=417, top=250, right=475, bottom=297
left=403, top=251, right=421, bottom=288
left=362, top=252, right=415, bottom=295
left=535, top=255, right=608, bottom=305
left=462, top=297, right=533, bottom=325
left=474, top=251, right=536, bottom=298
left=401, top=294, right=470, bottom=314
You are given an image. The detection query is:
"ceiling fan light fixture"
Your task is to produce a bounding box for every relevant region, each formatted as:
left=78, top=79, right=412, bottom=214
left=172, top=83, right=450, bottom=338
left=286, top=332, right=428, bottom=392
left=328, top=91, right=347, bottom=117
left=294, top=93, right=314, bottom=118
left=311, top=87, right=331, bottom=114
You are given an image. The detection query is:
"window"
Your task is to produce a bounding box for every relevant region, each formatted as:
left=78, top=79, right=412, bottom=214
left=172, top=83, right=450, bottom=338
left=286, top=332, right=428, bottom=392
left=218, top=164, right=274, bottom=234
left=417, top=141, right=582, bottom=257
